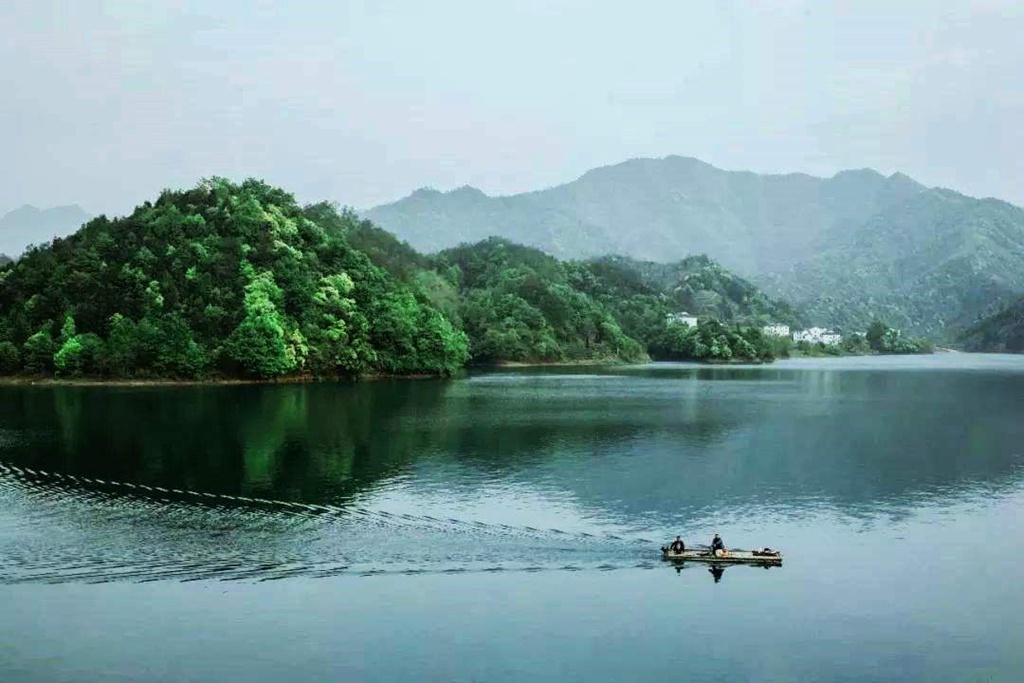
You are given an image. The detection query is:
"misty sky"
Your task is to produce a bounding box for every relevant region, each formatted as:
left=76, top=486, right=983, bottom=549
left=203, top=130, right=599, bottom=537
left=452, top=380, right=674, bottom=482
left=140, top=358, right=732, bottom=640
left=3, top=0, right=1023, bottom=217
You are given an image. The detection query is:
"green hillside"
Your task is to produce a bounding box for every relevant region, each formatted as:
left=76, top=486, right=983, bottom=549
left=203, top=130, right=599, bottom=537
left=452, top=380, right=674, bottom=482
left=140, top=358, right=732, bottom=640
left=431, top=238, right=647, bottom=363
left=364, top=157, right=1024, bottom=339
left=959, top=297, right=1024, bottom=352
left=567, top=254, right=802, bottom=346
left=0, top=179, right=469, bottom=379
left=765, top=190, right=1024, bottom=337
left=429, top=241, right=794, bottom=364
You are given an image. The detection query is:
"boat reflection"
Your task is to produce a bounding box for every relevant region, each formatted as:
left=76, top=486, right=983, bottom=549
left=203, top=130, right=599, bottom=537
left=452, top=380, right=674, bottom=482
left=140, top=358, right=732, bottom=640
left=670, top=561, right=780, bottom=583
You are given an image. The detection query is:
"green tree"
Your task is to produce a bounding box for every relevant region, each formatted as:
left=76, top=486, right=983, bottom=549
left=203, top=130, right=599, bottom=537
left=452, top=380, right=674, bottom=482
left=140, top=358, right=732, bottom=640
left=54, top=314, right=87, bottom=377
left=101, top=313, right=139, bottom=376
left=59, top=314, right=77, bottom=344
left=224, top=270, right=295, bottom=378
left=0, top=340, right=20, bottom=374
left=153, top=316, right=208, bottom=378
left=54, top=336, right=86, bottom=377
left=842, top=333, right=870, bottom=354
left=22, top=326, right=55, bottom=373
left=866, top=320, right=888, bottom=352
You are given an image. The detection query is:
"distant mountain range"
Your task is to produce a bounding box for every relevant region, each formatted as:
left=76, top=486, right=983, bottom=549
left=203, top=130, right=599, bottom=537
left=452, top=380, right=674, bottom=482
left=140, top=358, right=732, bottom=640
left=363, top=156, right=1024, bottom=338
left=0, top=204, right=91, bottom=258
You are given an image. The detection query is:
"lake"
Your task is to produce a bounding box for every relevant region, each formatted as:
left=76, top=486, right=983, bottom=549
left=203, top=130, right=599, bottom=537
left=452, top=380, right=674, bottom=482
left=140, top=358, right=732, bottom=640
left=2, top=354, right=1024, bottom=681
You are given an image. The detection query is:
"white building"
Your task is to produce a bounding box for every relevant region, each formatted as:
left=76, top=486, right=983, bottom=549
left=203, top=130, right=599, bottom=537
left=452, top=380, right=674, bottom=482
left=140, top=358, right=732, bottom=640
left=762, top=324, right=791, bottom=337
left=793, top=327, right=842, bottom=345
left=666, top=311, right=699, bottom=328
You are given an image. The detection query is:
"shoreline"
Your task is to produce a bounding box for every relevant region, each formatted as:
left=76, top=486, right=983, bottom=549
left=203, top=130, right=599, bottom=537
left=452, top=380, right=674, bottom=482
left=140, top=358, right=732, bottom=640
left=482, top=358, right=639, bottom=368
left=0, top=360, right=638, bottom=387
left=0, top=372, right=445, bottom=388
left=785, top=349, right=937, bottom=359
left=0, top=349, right=974, bottom=387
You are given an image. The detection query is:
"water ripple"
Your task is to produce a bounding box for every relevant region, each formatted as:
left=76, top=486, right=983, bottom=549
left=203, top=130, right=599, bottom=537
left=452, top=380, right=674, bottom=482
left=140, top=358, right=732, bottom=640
left=0, top=461, right=658, bottom=585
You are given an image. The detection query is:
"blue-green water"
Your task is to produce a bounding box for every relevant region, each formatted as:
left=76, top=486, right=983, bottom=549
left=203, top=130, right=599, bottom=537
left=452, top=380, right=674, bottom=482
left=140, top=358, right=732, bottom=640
left=2, top=355, right=1024, bottom=681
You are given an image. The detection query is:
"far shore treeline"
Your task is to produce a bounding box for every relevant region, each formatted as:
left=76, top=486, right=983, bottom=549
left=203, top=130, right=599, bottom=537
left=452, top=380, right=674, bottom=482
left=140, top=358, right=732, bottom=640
left=0, top=178, right=927, bottom=381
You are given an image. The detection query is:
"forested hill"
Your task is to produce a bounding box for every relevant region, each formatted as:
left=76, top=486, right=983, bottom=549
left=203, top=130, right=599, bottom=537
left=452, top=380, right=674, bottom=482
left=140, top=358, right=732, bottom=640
left=583, top=255, right=803, bottom=327
left=352, top=229, right=800, bottom=363
left=0, top=179, right=471, bottom=379
left=426, top=239, right=799, bottom=364
left=364, top=156, right=1024, bottom=339
left=763, top=189, right=1024, bottom=338
left=959, top=297, right=1024, bottom=353
left=0, top=204, right=91, bottom=257
left=429, top=239, right=645, bottom=363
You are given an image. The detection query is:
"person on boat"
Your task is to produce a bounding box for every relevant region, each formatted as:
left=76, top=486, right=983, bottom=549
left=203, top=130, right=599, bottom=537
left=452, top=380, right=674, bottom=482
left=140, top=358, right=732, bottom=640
left=669, top=536, right=685, bottom=553
left=710, top=533, right=726, bottom=557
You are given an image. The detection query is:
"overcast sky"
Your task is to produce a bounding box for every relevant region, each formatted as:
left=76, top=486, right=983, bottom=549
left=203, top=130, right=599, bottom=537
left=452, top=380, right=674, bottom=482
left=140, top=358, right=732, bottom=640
left=3, top=0, right=1023, bottom=216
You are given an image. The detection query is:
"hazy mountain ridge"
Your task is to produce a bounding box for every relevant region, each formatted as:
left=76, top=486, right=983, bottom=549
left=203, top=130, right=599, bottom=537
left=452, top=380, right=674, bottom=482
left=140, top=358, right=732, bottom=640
left=766, top=189, right=1024, bottom=336
left=0, top=204, right=92, bottom=257
left=365, top=157, right=1024, bottom=338
left=364, top=156, right=927, bottom=274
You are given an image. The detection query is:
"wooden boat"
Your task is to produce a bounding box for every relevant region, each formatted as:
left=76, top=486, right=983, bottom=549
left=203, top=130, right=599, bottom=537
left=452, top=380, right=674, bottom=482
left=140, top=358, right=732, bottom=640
left=661, top=547, right=783, bottom=566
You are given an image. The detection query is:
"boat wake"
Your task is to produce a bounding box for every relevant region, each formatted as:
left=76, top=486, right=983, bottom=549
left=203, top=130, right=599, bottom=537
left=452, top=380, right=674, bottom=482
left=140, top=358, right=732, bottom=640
left=0, top=462, right=657, bottom=585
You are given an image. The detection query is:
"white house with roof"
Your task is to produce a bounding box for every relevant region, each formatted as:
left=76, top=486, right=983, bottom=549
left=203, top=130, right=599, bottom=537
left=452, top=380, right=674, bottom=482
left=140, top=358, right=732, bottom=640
left=666, top=311, right=699, bottom=328
left=793, top=327, right=842, bottom=345
left=762, top=324, right=791, bottom=337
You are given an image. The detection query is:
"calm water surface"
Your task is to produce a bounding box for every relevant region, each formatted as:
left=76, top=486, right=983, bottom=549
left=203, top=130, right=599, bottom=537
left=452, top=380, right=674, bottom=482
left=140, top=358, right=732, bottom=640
left=2, top=354, right=1024, bottom=681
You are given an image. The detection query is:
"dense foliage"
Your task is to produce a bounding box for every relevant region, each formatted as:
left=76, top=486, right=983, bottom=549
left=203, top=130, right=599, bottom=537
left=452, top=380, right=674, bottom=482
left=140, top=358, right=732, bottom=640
left=433, top=238, right=646, bottom=363
left=317, top=225, right=803, bottom=364
left=425, top=240, right=799, bottom=364
left=562, top=254, right=800, bottom=362
left=959, top=298, right=1024, bottom=353
left=0, top=179, right=469, bottom=379
left=863, top=320, right=934, bottom=354
left=570, top=255, right=802, bottom=338
left=651, top=318, right=776, bottom=362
